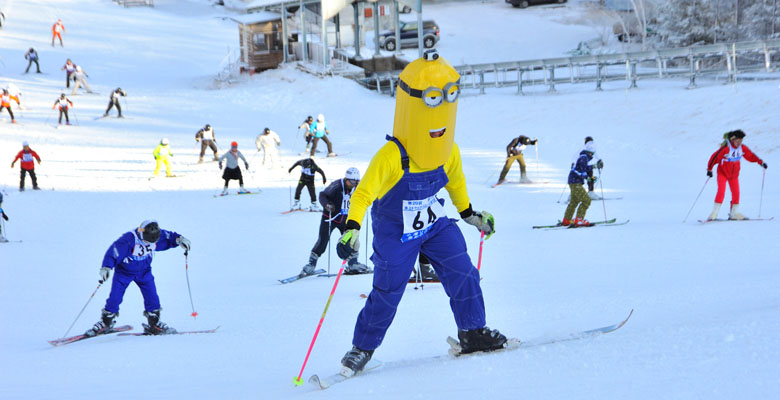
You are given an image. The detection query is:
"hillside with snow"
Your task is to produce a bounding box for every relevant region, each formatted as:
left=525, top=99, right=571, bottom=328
left=1, top=1, right=778, bottom=399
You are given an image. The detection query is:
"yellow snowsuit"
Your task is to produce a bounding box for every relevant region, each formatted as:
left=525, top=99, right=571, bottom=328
left=153, top=144, right=173, bottom=177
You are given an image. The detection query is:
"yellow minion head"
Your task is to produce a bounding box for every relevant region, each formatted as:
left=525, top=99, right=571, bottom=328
left=393, top=50, right=460, bottom=169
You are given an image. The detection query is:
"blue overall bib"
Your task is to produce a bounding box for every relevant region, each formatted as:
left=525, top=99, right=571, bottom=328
left=352, top=137, right=486, bottom=351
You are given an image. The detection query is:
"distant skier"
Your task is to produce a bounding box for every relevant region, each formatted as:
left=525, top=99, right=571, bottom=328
left=299, top=115, right=314, bottom=153
left=1, top=89, right=19, bottom=123
left=153, top=138, right=174, bottom=177
left=25, top=48, right=41, bottom=74
left=496, top=135, right=537, bottom=185
left=195, top=124, right=219, bottom=163
left=52, top=19, right=65, bottom=47
left=52, top=93, right=73, bottom=125
left=0, top=193, right=9, bottom=243
left=706, top=129, right=767, bottom=220
left=70, top=66, right=92, bottom=95
left=84, top=220, right=191, bottom=337
left=218, top=141, right=249, bottom=195
left=104, top=88, right=127, bottom=118
left=562, top=139, right=602, bottom=227
left=288, top=157, right=326, bottom=211
left=0, top=10, right=5, bottom=29
left=62, top=59, right=76, bottom=88
left=299, top=167, right=370, bottom=277
left=11, top=141, right=41, bottom=191
left=255, top=127, right=281, bottom=168
left=571, top=136, right=603, bottom=200
left=309, top=114, right=335, bottom=157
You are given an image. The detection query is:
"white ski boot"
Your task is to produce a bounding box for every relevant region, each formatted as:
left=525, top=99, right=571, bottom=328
left=291, top=200, right=302, bottom=210
left=588, top=191, right=602, bottom=200
left=728, top=203, right=745, bottom=220
left=221, top=187, right=229, bottom=196
left=519, top=173, right=533, bottom=184
left=708, top=203, right=722, bottom=220
left=309, top=202, right=323, bottom=212
left=238, top=185, right=248, bottom=194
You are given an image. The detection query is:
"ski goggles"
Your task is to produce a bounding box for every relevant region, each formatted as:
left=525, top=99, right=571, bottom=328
left=398, top=79, right=460, bottom=108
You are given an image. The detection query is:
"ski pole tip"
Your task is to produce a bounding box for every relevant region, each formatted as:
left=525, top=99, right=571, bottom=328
left=293, top=376, right=304, bottom=386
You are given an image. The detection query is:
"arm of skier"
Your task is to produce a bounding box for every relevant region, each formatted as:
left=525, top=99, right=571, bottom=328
left=741, top=145, right=764, bottom=166
left=707, top=146, right=727, bottom=173
left=345, top=144, right=400, bottom=230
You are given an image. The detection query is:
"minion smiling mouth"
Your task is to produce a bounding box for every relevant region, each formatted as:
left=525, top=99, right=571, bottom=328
left=429, top=127, right=446, bottom=138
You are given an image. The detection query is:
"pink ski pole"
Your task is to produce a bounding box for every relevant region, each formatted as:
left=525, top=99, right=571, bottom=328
left=293, top=259, right=348, bottom=386
left=477, top=231, right=485, bottom=271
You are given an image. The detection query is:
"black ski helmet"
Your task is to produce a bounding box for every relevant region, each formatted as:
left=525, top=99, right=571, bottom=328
left=60, top=93, right=66, bottom=98
left=264, top=127, right=270, bottom=133
left=205, top=124, right=211, bottom=130
left=140, top=220, right=161, bottom=243
left=307, top=115, right=313, bottom=122
left=115, top=87, right=122, bottom=92
left=584, top=136, right=594, bottom=144
left=29, top=48, right=35, bottom=52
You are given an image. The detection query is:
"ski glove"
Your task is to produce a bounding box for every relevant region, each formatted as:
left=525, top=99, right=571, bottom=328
left=218, top=162, right=223, bottom=169
left=762, top=162, right=768, bottom=169
left=707, top=170, right=713, bottom=178
left=244, top=162, right=249, bottom=169
left=1, top=211, right=8, bottom=221
left=99, top=267, right=111, bottom=283
left=176, top=236, right=191, bottom=253
left=596, top=160, right=604, bottom=169
left=337, top=229, right=360, bottom=260
left=463, top=210, right=495, bottom=239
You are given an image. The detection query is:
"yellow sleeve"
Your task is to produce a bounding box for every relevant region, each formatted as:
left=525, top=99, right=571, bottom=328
left=153, top=145, right=161, bottom=157
left=444, top=143, right=471, bottom=214
left=346, top=142, right=404, bottom=227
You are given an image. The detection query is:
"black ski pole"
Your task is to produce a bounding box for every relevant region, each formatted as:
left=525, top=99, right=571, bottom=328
left=682, top=177, right=710, bottom=223
left=598, top=168, right=607, bottom=221
left=62, top=281, right=103, bottom=338
left=556, top=183, right=568, bottom=203
left=327, top=210, right=332, bottom=276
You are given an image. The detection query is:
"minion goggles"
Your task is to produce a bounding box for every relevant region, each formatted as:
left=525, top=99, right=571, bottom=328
left=398, top=79, right=460, bottom=108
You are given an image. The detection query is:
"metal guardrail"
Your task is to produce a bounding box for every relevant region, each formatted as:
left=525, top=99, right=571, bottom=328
left=362, top=39, right=780, bottom=95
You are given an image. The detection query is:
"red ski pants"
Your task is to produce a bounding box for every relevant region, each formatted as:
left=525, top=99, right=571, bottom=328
left=715, top=173, right=740, bottom=205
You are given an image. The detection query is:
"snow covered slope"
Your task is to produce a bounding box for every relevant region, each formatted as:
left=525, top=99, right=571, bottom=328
left=1, top=0, right=778, bottom=399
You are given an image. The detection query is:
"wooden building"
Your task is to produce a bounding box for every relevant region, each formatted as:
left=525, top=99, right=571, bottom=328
left=231, top=11, right=289, bottom=72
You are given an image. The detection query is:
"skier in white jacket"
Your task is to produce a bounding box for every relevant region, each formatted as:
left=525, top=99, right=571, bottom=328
left=255, top=127, right=281, bottom=168
left=70, top=66, right=92, bottom=95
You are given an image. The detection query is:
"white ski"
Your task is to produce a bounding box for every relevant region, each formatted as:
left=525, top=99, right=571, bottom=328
left=309, top=358, right=383, bottom=389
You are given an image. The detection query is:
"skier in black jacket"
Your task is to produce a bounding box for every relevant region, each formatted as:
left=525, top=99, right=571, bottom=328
left=299, top=167, right=370, bottom=277
left=288, top=158, right=327, bottom=211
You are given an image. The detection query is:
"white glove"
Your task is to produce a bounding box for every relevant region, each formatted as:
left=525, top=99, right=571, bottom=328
left=463, top=210, right=495, bottom=238
left=176, top=236, right=191, bottom=253
left=100, top=267, right=111, bottom=283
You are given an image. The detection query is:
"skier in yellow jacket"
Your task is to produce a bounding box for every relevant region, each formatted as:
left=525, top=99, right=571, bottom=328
left=335, top=50, right=506, bottom=376
left=153, top=138, right=174, bottom=177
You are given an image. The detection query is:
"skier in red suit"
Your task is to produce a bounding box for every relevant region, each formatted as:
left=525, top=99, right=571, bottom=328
left=706, top=130, right=767, bottom=220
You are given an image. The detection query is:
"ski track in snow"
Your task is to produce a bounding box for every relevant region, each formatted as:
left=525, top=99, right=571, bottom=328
left=1, top=0, right=779, bottom=399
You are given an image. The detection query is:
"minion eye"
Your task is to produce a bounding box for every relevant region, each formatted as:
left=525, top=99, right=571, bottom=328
left=422, top=87, right=444, bottom=108
left=443, top=82, right=460, bottom=103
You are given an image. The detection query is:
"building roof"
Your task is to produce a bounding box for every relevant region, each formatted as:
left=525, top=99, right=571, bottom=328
left=230, top=10, right=282, bottom=25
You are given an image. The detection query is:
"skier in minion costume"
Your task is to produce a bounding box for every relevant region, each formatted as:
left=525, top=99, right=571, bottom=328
left=336, top=50, right=507, bottom=375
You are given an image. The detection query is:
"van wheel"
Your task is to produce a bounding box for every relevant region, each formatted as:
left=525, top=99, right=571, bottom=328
left=423, top=36, right=435, bottom=49
left=384, top=38, right=396, bottom=51
left=519, top=1, right=529, bottom=7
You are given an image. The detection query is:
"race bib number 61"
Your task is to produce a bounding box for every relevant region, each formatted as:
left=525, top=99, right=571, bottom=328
left=401, top=196, right=446, bottom=243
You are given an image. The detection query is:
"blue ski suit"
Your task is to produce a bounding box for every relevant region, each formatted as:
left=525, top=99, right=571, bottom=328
left=350, top=137, right=485, bottom=351
left=101, top=228, right=181, bottom=313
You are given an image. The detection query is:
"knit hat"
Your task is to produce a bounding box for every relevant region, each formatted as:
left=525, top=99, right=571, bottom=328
left=22, top=141, right=29, bottom=147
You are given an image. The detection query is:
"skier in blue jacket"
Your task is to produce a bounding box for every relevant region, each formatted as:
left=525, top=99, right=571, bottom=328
left=85, top=220, right=191, bottom=336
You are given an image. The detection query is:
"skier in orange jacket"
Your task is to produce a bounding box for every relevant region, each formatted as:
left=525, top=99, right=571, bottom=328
left=1, top=89, right=20, bottom=123
left=52, top=19, right=65, bottom=47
